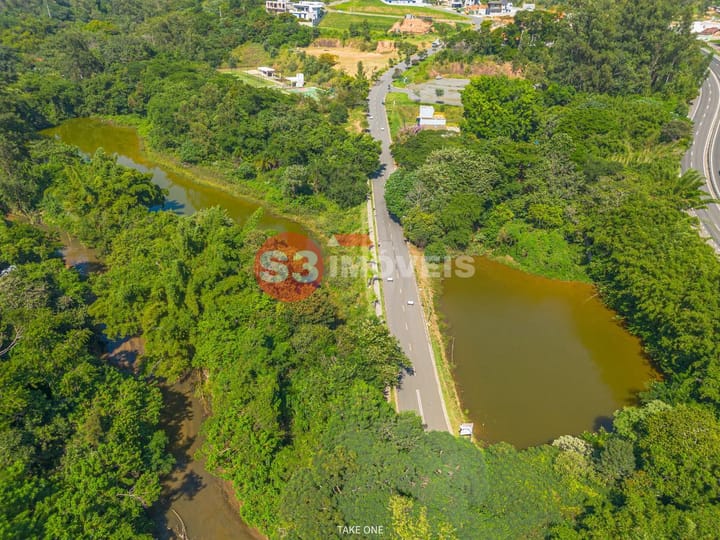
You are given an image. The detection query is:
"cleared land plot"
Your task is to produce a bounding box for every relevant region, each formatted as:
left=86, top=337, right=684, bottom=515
left=397, top=56, right=520, bottom=86
left=320, top=11, right=400, bottom=32
left=304, top=45, right=398, bottom=74
left=385, top=91, right=463, bottom=139
left=332, top=0, right=467, bottom=21
left=400, top=77, right=470, bottom=106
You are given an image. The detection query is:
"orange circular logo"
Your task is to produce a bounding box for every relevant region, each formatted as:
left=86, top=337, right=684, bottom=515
left=254, top=232, right=323, bottom=302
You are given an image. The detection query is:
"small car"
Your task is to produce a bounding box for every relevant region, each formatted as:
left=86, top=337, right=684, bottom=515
left=407, top=300, right=414, bottom=305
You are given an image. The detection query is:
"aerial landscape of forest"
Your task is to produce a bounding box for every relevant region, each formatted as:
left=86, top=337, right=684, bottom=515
left=2, top=0, right=720, bottom=539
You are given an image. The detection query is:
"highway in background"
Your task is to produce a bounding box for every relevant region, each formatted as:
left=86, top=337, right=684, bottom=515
left=683, top=54, right=720, bottom=251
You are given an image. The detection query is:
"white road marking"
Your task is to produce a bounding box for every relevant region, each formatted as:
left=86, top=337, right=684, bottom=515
left=408, top=343, right=413, bottom=352
left=405, top=322, right=409, bottom=330
left=416, top=389, right=426, bottom=424
left=701, top=67, right=720, bottom=201
left=402, top=304, right=405, bottom=312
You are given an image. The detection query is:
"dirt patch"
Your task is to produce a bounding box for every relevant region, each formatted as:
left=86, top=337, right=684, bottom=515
left=376, top=40, right=396, bottom=53
left=313, top=37, right=341, bottom=48
left=389, top=16, right=433, bottom=34
left=303, top=44, right=397, bottom=74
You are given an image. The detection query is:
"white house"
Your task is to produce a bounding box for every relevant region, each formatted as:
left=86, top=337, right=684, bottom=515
left=417, top=105, right=446, bottom=128
left=266, top=0, right=325, bottom=25
left=486, top=0, right=512, bottom=14
left=285, top=73, right=305, bottom=88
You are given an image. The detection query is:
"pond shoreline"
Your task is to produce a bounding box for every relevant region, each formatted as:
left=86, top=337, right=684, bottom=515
left=90, top=115, right=343, bottom=242
left=437, top=255, right=659, bottom=448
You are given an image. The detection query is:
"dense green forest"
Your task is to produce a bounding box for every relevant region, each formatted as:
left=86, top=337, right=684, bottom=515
left=2, top=0, right=720, bottom=538
left=0, top=0, right=376, bottom=212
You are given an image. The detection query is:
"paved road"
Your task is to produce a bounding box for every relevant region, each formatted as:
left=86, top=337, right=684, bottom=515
left=682, top=55, right=720, bottom=251
left=367, top=55, right=452, bottom=433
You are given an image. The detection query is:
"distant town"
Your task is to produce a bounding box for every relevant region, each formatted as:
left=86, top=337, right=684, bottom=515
left=265, top=0, right=536, bottom=25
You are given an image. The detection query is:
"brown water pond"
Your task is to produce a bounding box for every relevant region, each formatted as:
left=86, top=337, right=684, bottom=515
left=439, top=257, right=657, bottom=449
left=44, top=118, right=304, bottom=234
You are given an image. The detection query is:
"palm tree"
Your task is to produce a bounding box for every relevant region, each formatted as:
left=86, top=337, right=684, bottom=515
left=671, top=169, right=717, bottom=210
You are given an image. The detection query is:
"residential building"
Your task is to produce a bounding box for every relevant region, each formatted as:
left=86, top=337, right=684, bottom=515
left=486, top=0, right=512, bottom=14
left=383, top=0, right=428, bottom=4
left=266, top=0, right=325, bottom=25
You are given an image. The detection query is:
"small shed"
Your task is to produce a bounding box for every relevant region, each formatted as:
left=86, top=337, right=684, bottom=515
left=417, top=105, right=446, bottom=128
left=419, top=105, right=434, bottom=118
left=459, top=423, right=474, bottom=437
left=258, top=66, right=276, bottom=77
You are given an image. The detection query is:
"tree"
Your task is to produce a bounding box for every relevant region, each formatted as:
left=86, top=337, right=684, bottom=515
left=385, top=169, right=416, bottom=220
left=549, top=0, right=707, bottom=99
left=637, top=404, right=720, bottom=507
left=462, top=76, right=541, bottom=141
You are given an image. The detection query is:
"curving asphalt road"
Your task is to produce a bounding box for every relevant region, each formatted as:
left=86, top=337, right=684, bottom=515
left=367, top=54, right=452, bottom=433
left=683, top=54, right=720, bottom=251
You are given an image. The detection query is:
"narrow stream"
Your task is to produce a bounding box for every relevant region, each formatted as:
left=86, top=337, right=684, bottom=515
left=46, top=119, right=277, bottom=539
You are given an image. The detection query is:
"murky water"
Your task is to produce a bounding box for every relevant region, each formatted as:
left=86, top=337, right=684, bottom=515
left=44, top=118, right=304, bottom=234
left=439, top=257, right=657, bottom=449
left=154, top=377, right=264, bottom=540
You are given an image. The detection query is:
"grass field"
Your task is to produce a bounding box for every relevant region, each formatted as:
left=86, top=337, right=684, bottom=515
left=230, top=42, right=272, bottom=68
left=319, top=11, right=400, bottom=32
left=385, top=91, right=462, bottom=139
left=217, top=69, right=282, bottom=88
left=332, top=0, right=468, bottom=21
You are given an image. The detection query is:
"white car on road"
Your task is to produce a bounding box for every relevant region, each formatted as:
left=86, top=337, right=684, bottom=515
left=407, top=300, right=414, bottom=305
